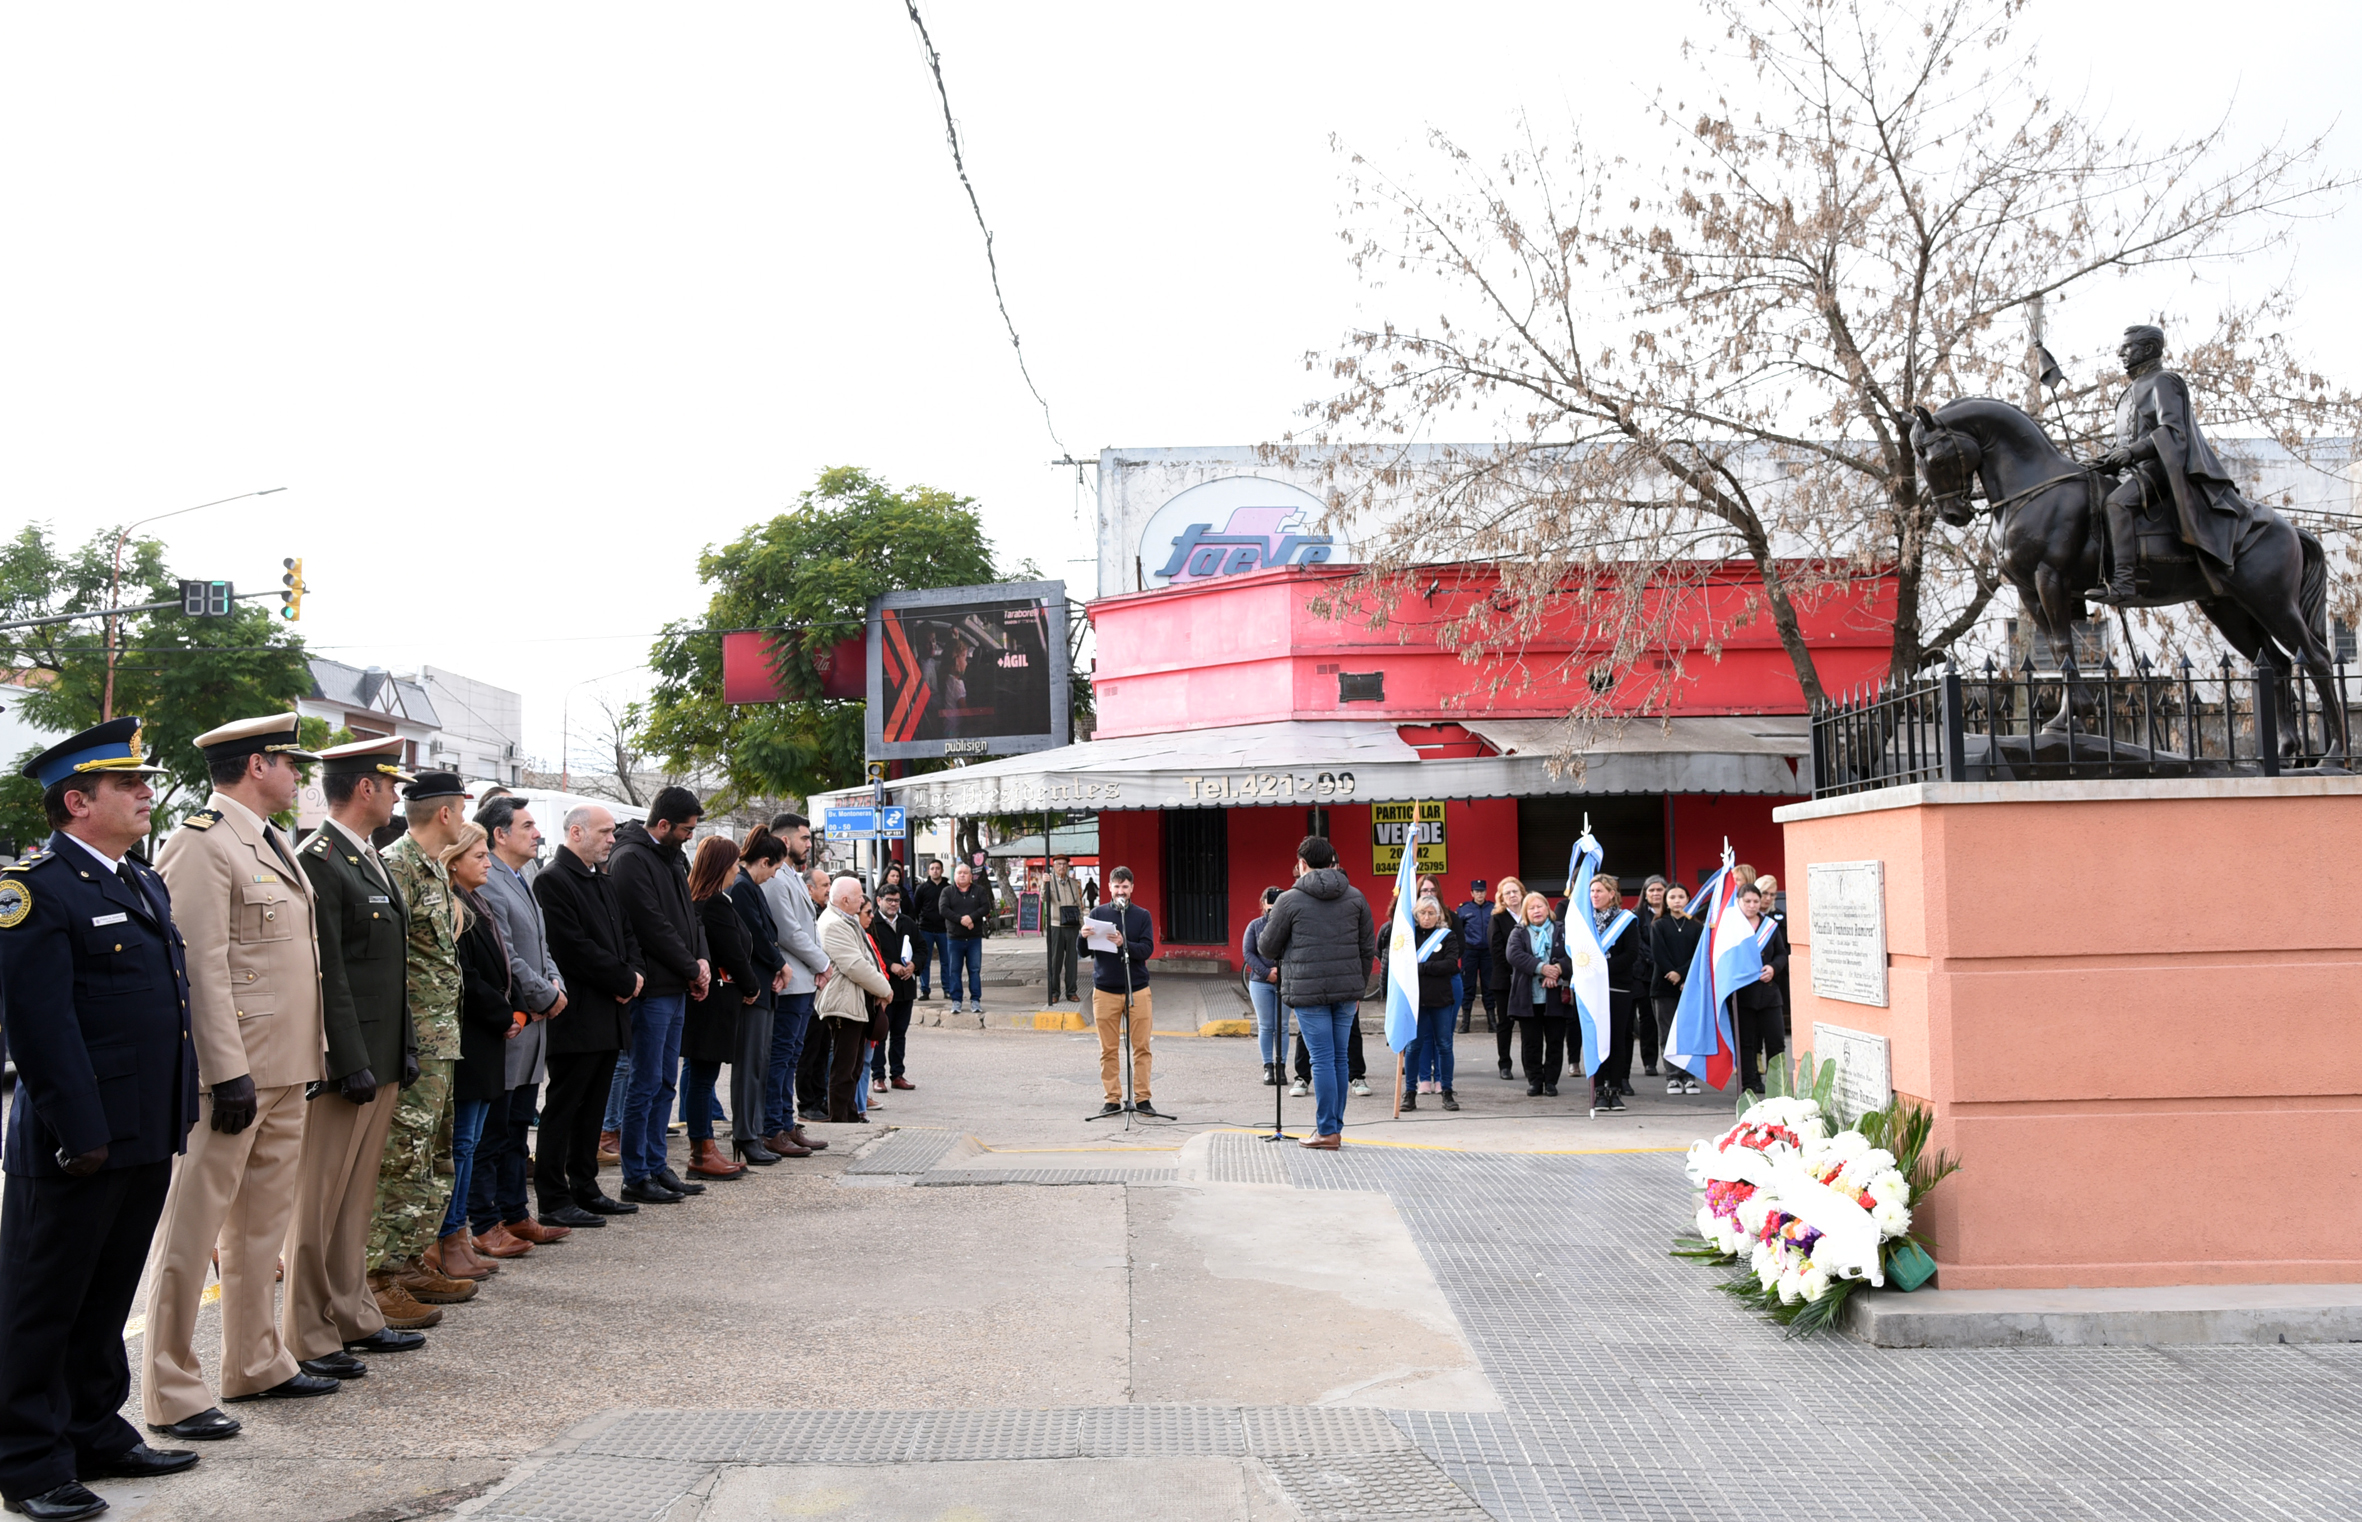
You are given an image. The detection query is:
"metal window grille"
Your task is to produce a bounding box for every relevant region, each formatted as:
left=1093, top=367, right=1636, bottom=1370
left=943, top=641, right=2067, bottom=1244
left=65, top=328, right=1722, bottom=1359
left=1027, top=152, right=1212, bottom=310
left=1160, top=808, right=1229, bottom=945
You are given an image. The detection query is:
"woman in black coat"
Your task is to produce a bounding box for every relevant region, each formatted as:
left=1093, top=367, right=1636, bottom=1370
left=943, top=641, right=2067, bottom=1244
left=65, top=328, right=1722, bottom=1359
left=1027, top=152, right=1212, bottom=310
left=1503, top=890, right=1574, bottom=1097
left=1403, top=898, right=1462, bottom=1112
left=1732, top=882, right=1790, bottom=1096
left=726, top=828, right=791, bottom=1164
left=439, top=826, right=516, bottom=1277
left=680, top=837, right=760, bottom=1181
left=1484, top=876, right=1529, bottom=1082
left=1649, top=884, right=1706, bottom=1094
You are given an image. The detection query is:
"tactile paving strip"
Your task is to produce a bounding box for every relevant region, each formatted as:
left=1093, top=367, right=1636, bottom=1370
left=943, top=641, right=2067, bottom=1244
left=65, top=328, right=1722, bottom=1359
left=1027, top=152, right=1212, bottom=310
left=842, top=1127, right=962, bottom=1174
left=1263, top=1451, right=1492, bottom=1521
left=1205, top=1129, right=1290, bottom=1184
left=476, top=1455, right=713, bottom=1522
left=1244, top=1404, right=1415, bottom=1457
left=913, top=1167, right=1180, bottom=1187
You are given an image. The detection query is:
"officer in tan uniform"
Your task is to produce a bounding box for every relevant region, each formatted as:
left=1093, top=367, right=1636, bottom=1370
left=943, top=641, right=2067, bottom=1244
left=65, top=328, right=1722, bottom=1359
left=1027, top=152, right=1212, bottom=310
left=142, top=713, right=334, bottom=1441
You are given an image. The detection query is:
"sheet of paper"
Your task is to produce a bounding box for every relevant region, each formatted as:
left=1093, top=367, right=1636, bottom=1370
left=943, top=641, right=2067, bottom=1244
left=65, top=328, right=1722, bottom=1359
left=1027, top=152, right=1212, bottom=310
left=1081, top=917, right=1124, bottom=952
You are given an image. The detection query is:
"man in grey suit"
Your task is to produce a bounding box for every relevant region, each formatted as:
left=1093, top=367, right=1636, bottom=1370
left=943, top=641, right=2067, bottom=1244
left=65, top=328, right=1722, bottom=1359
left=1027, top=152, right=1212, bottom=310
left=467, top=797, right=569, bottom=1256
left=758, top=813, right=831, bottom=1159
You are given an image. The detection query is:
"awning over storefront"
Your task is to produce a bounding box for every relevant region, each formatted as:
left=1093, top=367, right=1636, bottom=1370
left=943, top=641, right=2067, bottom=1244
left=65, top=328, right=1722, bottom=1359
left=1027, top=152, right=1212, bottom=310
left=873, top=717, right=1807, bottom=816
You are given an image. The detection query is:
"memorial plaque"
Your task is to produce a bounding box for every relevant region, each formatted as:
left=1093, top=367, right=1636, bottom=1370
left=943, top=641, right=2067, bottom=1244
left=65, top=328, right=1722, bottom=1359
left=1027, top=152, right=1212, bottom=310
left=1812, top=1022, right=1894, bottom=1119
left=1806, top=859, right=1887, bottom=1007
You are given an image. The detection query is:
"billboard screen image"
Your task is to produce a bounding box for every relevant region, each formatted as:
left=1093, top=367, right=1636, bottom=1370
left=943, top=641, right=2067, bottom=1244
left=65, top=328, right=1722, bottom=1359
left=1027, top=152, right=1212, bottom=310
left=867, top=581, right=1069, bottom=760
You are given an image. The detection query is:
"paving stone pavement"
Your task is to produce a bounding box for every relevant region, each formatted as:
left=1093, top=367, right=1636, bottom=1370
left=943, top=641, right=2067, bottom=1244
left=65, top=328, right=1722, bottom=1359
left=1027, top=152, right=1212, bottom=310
left=463, top=1132, right=2362, bottom=1521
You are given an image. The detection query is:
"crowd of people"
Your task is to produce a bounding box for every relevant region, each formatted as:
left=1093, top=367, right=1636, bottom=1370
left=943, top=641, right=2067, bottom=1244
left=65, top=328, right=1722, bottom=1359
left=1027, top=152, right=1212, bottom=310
left=0, top=712, right=938, bottom=1522
left=1240, top=848, right=1794, bottom=1126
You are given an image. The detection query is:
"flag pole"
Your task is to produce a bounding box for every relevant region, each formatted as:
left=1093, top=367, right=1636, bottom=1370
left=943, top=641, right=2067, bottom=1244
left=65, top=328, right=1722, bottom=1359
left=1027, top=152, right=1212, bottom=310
left=1393, top=1050, right=1404, bottom=1119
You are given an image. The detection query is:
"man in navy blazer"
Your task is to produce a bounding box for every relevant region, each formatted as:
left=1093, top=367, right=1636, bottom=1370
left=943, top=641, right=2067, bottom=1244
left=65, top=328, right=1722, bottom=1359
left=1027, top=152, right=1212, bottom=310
left=0, top=718, right=203, bottom=1520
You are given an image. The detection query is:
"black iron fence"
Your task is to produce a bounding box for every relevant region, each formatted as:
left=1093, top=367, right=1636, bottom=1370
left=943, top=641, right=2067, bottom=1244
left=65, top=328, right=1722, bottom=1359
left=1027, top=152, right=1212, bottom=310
left=1810, top=653, right=2357, bottom=798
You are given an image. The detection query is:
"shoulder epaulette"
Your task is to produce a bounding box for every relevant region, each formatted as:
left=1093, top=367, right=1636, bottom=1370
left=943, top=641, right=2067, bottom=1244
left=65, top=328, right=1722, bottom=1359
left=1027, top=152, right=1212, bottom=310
left=306, top=833, right=332, bottom=854
left=4, top=850, right=51, bottom=873
left=182, top=809, right=222, bottom=831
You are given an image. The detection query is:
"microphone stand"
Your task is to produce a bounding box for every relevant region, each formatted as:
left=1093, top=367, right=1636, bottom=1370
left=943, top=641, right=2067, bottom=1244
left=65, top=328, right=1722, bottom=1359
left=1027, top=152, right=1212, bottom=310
left=1261, top=976, right=1293, bottom=1143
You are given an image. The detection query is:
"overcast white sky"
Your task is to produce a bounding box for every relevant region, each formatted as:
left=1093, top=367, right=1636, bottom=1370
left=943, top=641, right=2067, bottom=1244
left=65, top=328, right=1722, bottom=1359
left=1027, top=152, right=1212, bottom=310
left=4, top=2, right=2355, bottom=772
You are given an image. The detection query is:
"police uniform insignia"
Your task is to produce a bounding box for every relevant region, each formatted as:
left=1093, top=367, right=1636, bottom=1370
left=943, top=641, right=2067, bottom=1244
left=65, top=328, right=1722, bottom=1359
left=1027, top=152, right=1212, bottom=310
left=0, top=878, right=32, bottom=928
left=184, top=809, right=222, bottom=831
left=307, top=835, right=330, bottom=854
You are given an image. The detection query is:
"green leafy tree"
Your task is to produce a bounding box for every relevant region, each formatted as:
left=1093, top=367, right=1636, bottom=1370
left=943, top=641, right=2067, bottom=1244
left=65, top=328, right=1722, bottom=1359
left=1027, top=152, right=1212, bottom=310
left=642, top=467, right=1005, bottom=811
left=0, top=525, right=311, bottom=847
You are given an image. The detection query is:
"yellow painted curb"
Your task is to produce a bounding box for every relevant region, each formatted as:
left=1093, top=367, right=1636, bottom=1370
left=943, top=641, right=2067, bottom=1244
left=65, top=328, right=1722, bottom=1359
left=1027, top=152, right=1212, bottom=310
left=1199, top=1127, right=1686, bottom=1157
left=1196, top=1019, right=1253, bottom=1037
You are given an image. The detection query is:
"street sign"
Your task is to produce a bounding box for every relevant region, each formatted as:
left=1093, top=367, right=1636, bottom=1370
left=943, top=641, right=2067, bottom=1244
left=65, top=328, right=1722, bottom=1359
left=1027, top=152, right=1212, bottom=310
left=824, top=805, right=905, bottom=838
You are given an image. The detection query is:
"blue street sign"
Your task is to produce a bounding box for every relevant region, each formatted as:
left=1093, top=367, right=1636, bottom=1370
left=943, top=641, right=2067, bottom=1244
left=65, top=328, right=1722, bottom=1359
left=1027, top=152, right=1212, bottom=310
left=880, top=806, right=906, bottom=833
left=823, top=805, right=906, bottom=838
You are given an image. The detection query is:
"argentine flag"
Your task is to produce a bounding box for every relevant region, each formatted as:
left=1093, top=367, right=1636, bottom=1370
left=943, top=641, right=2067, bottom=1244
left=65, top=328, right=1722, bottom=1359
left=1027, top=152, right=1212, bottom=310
left=1666, top=842, right=1757, bottom=1091
left=1561, top=828, right=1630, bottom=1076
left=1382, top=835, right=1422, bottom=1054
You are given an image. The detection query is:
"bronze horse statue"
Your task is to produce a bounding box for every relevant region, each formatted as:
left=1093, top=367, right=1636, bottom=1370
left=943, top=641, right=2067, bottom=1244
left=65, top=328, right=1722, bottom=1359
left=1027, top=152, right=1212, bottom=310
left=1910, top=397, right=2347, bottom=763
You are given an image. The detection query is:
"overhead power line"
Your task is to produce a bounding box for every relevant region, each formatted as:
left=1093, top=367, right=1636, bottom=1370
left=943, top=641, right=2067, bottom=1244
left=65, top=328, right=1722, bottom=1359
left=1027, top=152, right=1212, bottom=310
left=903, top=0, right=1068, bottom=458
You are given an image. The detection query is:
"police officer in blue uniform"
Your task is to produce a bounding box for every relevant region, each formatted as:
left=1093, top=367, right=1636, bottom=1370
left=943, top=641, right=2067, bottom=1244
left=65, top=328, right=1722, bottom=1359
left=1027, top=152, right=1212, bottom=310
left=0, top=718, right=204, bottom=1521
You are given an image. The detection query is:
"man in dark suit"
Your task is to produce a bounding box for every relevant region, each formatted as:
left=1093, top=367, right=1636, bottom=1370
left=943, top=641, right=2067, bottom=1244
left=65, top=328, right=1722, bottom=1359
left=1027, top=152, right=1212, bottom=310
left=284, top=737, right=435, bottom=1366
left=0, top=718, right=202, bottom=1521
left=532, top=804, right=643, bottom=1226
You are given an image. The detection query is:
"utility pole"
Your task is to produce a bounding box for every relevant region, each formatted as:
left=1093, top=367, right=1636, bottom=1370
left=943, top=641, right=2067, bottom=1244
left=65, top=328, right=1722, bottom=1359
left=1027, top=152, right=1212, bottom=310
left=102, top=488, right=286, bottom=719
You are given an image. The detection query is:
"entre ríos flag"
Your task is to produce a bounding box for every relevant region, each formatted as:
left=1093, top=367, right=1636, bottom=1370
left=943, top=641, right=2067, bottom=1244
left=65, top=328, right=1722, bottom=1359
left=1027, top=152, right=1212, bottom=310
left=1666, top=840, right=1756, bottom=1091
left=1561, top=823, right=1632, bottom=1076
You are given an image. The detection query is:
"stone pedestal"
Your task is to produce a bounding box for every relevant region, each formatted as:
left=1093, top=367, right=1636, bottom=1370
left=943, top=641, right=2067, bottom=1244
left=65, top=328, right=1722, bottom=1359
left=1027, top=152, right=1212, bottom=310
left=1774, top=778, right=2362, bottom=1291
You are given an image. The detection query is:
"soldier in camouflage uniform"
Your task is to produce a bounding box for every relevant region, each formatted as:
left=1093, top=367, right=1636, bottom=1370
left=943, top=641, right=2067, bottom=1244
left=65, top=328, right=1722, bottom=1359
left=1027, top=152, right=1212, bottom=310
left=364, top=772, right=478, bottom=1308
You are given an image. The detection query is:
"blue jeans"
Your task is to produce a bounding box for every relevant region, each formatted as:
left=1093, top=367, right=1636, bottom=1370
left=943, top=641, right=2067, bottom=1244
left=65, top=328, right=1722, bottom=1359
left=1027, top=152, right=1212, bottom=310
left=945, top=937, right=985, bottom=1007
left=1416, top=1005, right=1456, bottom=1091
left=622, top=992, right=687, bottom=1182
left=468, top=1083, right=535, bottom=1233
left=1293, top=1002, right=1357, bottom=1138
left=765, top=992, right=814, bottom=1134
left=1248, top=979, right=1283, bottom=1064
left=920, top=931, right=947, bottom=996
left=441, top=1098, right=492, bottom=1237
left=602, top=1053, right=631, bottom=1132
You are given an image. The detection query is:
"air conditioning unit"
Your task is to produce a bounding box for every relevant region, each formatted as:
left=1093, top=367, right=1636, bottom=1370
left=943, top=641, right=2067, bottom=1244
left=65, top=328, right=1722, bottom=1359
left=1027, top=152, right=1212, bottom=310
left=503, top=743, right=519, bottom=760
left=426, top=739, right=446, bottom=755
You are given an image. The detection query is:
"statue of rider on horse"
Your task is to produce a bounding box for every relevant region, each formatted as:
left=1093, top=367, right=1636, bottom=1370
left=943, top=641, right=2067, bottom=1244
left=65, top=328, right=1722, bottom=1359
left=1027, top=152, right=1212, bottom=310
left=1909, top=324, right=2347, bottom=764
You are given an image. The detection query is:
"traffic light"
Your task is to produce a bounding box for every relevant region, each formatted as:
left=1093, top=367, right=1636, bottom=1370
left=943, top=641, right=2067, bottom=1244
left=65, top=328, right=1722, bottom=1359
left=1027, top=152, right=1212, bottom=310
left=178, top=579, right=234, bottom=617
left=280, top=558, right=305, bottom=621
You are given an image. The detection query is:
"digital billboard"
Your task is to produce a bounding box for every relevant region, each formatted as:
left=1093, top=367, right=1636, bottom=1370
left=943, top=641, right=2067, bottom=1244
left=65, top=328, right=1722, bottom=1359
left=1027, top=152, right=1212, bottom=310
left=866, top=581, right=1070, bottom=761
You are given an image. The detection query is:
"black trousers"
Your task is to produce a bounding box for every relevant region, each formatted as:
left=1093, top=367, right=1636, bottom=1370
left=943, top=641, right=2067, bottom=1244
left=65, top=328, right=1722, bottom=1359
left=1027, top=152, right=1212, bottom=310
left=870, top=994, right=913, bottom=1080
left=1592, top=995, right=1636, bottom=1094
left=1489, top=983, right=1515, bottom=1066
left=1293, top=1015, right=1365, bottom=1081
left=732, top=999, right=773, bottom=1144
left=1652, top=997, right=1681, bottom=1072
left=536, top=1048, right=618, bottom=1212
left=1632, top=986, right=1662, bottom=1070
left=469, top=1079, right=537, bottom=1232
left=1736, top=1003, right=1786, bottom=1093
left=826, top=1016, right=870, bottom=1121
left=1046, top=923, right=1082, bottom=1002
left=0, top=1160, right=170, bottom=1502
left=798, top=1017, right=835, bottom=1117
left=1517, top=1015, right=1565, bottom=1086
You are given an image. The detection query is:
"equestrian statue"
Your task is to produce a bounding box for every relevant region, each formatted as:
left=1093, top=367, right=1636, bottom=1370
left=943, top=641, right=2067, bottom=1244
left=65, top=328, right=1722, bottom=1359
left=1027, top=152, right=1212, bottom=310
left=1909, top=323, right=2346, bottom=763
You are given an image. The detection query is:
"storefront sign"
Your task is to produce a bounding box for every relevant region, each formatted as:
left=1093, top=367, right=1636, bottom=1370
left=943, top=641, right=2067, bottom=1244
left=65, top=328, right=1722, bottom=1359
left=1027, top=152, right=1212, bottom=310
left=1137, top=477, right=1348, bottom=587
left=1372, top=800, right=1446, bottom=875
left=1806, top=859, right=1887, bottom=1007
left=1812, top=1022, right=1893, bottom=1117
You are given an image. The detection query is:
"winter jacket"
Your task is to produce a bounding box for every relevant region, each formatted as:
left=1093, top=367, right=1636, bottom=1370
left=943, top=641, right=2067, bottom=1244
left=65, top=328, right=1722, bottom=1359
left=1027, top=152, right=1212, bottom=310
left=533, top=844, right=640, bottom=1055
left=1413, top=924, right=1463, bottom=1010
left=1256, top=868, right=1377, bottom=1008
left=1504, top=917, right=1574, bottom=1019
left=1485, top=909, right=1521, bottom=992
left=1649, top=913, right=1705, bottom=1008
left=877, top=908, right=923, bottom=1000
left=1241, top=913, right=1278, bottom=986
left=454, top=889, right=517, bottom=1102
left=607, top=821, right=708, bottom=997
left=1453, top=899, right=1491, bottom=973
left=1733, top=916, right=1790, bottom=1014
left=815, top=906, right=891, bottom=1024
left=914, top=876, right=947, bottom=931
left=937, top=882, right=995, bottom=941
left=683, top=889, right=760, bottom=1065
left=1088, top=902, right=1153, bottom=993
left=731, top=867, right=787, bottom=1010
left=477, top=860, right=557, bottom=1089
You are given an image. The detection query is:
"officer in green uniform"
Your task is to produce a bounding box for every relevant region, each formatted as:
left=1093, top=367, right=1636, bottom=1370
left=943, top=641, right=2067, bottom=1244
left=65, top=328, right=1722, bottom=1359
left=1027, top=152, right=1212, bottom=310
left=363, top=771, right=476, bottom=1307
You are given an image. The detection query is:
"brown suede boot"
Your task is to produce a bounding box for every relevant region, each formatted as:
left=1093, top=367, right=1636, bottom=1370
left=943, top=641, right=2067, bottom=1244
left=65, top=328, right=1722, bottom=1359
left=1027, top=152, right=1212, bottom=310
left=686, top=1138, right=746, bottom=1180
left=425, top=1232, right=494, bottom=1282
left=367, top=1271, right=445, bottom=1330
left=597, top=1130, right=622, bottom=1167
left=473, top=1223, right=533, bottom=1259
left=506, top=1216, right=570, bottom=1245
left=391, top=1256, right=478, bottom=1305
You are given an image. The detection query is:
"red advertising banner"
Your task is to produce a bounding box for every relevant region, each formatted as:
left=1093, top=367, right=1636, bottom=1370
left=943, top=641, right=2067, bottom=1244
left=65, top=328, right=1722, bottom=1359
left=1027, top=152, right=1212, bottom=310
left=721, top=630, right=866, bottom=704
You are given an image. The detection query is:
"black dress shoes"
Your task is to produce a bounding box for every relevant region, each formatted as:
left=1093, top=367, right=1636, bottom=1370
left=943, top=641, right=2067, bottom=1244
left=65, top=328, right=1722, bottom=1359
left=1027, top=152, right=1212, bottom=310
left=297, top=1351, right=367, bottom=1380
left=1097, top=1102, right=1123, bottom=1117
left=654, top=1167, right=706, bottom=1196
left=541, top=1204, right=606, bottom=1228
left=343, top=1328, right=427, bottom=1354
left=224, top=1372, right=339, bottom=1402
left=576, top=1193, right=638, bottom=1216
left=4, top=1481, right=107, bottom=1520
left=146, top=1409, right=240, bottom=1442
left=1133, top=1101, right=1163, bottom=1118
left=620, top=1178, right=683, bottom=1204
left=79, top=1441, right=199, bottom=1480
